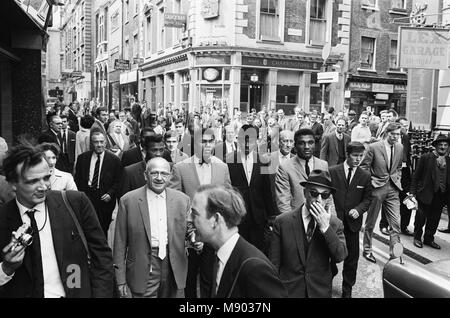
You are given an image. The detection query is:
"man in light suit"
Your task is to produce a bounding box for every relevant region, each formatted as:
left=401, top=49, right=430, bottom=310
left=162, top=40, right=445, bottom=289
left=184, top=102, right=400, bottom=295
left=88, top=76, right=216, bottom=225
left=275, top=128, right=328, bottom=214
left=190, top=184, right=287, bottom=298
left=114, top=158, right=191, bottom=298
left=90, top=107, right=111, bottom=149
left=169, top=128, right=231, bottom=298
left=320, top=118, right=351, bottom=167
left=0, top=145, right=113, bottom=297
left=269, top=170, right=347, bottom=298
left=360, top=122, right=404, bottom=262
left=329, top=142, right=372, bottom=298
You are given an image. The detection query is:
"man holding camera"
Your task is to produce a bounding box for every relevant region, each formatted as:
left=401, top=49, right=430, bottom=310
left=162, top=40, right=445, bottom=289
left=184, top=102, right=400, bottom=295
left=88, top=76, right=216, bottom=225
left=0, top=145, right=114, bottom=298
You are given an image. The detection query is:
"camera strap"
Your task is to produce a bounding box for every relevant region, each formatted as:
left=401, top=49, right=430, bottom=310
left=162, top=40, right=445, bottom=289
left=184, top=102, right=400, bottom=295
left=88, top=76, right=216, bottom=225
left=61, top=191, right=92, bottom=268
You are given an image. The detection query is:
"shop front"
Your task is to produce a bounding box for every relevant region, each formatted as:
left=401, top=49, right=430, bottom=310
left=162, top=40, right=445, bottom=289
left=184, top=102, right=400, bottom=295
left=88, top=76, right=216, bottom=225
left=120, top=69, right=138, bottom=109
left=109, top=70, right=120, bottom=111
left=346, top=81, right=407, bottom=116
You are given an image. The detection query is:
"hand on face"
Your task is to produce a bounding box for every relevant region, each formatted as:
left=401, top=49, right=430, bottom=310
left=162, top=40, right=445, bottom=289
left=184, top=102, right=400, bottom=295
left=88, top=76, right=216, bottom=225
left=309, top=202, right=331, bottom=233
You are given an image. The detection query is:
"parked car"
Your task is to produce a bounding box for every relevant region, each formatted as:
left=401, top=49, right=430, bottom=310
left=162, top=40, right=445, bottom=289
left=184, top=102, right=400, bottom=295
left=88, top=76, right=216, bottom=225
left=383, top=244, right=450, bottom=298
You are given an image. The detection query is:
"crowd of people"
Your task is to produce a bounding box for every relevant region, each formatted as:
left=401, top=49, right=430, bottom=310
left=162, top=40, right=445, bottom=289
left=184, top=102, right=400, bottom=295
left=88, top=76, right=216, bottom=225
left=0, top=98, right=449, bottom=298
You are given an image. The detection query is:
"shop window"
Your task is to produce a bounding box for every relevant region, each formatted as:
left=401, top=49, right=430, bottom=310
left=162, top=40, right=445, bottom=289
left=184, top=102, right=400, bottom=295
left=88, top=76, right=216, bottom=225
left=360, top=37, right=375, bottom=70
left=199, top=85, right=230, bottom=109
left=309, top=0, right=327, bottom=45
left=150, top=78, right=157, bottom=110
left=276, top=85, right=298, bottom=105
left=169, top=75, right=175, bottom=104
left=389, top=40, right=399, bottom=70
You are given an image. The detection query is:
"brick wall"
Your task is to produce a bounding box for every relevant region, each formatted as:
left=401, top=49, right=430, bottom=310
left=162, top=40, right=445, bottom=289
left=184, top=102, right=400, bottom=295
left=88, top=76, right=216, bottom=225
left=284, top=0, right=307, bottom=43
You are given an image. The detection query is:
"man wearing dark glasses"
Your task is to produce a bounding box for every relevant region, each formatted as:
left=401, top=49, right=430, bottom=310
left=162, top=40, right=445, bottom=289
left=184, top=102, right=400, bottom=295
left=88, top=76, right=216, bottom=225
left=329, top=142, right=372, bottom=298
left=269, top=169, right=347, bottom=298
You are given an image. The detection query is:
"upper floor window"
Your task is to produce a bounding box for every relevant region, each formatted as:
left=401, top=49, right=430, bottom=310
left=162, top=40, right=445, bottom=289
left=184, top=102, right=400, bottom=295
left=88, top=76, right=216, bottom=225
left=360, top=36, right=376, bottom=70
left=362, top=0, right=378, bottom=9
left=309, top=0, right=327, bottom=45
left=125, top=0, right=129, bottom=23
left=259, top=0, right=280, bottom=41
left=389, top=40, right=399, bottom=70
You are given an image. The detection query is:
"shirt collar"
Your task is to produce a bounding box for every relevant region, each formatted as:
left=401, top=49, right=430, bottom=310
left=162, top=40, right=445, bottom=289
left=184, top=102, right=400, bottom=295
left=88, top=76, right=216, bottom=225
left=92, top=151, right=105, bottom=159
left=217, top=232, right=240, bottom=265
left=146, top=187, right=166, bottom=199
left=16, top=199, right=45, bottom=217
left=384, top=139, right=393, bottom=148
left=302, top=205, right=311, bottom=220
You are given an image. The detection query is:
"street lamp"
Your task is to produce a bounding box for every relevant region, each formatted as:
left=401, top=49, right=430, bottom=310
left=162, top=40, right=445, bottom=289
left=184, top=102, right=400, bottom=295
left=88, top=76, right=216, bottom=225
left=250, top=73, right=259, bottom=82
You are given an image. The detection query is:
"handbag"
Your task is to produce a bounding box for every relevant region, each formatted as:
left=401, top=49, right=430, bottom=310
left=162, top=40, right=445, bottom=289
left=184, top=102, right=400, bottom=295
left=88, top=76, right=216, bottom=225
left=61, top=191, right=92, bottom=268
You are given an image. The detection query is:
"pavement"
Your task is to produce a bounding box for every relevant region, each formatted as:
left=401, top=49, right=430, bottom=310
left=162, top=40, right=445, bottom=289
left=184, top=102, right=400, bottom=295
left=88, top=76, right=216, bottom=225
left=332, top=207, right=450, bottom=298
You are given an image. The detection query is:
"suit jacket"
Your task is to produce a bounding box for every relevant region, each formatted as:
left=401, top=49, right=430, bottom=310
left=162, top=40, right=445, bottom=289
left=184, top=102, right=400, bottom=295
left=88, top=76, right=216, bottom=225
left=64, top=129, right=77, bottom=165
left=171, top=149, right=189, bottom=164
left=119, top=161, right=146, bottom=198
left=0, top=176, right=14, bottom=205
left=121, top=146, right=143, bottom=168
left=226, top=151, right=276, bottom=227
left=320, top=133, right=351, bottom=167
left=275, top=156, right=328, bottom=214
left=74, top=150, right=122, bottom=200
left=114, top=186, right=190, bottom=294
left=215, top=236, right=287, bottom=298
left=329, top=164, right=372, bottom=232
left=400, top=132, right=412, bottom=190
left=266, top=151, right=295, bottom=215
left=360, top=140, right=403, bottom=190
left=38, top=129, right=60, bottom=145
left=268, top=206, right=347, bottom=298
left=311, top=122, right=324, bottom=157
left=0, top=191, right=114, bottom=297
left=169, top=156, right=231, bottom=199
left=410, top=152, right=450, bottom=205
left=67, top=108, right=79, bottom=132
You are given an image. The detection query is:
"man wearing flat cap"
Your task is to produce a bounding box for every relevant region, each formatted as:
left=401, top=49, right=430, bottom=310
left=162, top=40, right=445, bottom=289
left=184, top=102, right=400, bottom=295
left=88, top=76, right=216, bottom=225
left=269, top=169, right=347, bottom=298
left=410, top=134, right=450, bottom=249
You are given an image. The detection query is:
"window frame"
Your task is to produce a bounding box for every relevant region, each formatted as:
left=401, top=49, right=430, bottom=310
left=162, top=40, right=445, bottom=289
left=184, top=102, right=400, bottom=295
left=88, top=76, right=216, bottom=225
left=359, top=36, right=376, bottom=71
left=306, top=0, right=332, bottom=47
left=256, top=0, right=285, bottom=42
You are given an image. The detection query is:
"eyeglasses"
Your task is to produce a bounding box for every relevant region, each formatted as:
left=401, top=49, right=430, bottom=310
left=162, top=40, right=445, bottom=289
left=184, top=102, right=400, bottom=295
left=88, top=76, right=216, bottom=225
left=309, top=190, right=331, bottom=199
left=148, top=171, right=171, bottom=179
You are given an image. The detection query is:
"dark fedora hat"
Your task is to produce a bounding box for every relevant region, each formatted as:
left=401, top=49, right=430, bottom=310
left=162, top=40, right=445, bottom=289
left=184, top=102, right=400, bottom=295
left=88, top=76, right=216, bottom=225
left=300, top=169, right=336, bottom=193
left=431, top=134, right=450, bottom=147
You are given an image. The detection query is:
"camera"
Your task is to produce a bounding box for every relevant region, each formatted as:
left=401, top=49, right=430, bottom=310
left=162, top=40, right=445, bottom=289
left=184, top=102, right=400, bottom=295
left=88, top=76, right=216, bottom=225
left=11, top=223, right=33, bottom=251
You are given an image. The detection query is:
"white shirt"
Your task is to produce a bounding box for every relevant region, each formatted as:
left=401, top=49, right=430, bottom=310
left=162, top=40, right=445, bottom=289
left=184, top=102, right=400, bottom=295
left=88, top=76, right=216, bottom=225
left=278, top=150, right=290, bottom=166
left=335, top=131, right=344, bottom=140
left=215, top=232, right=240, bottom=294
left=0, top=200, right=66, bottom=298
left=301, top=205, right=316, bottom=234
left=343, top=161, right=356, bottom=185
left=240, top=151, right=254, bottom=185
left=298, top=157, right=314, bottom=175
left=146, top=188, right=168, bottom=257
left=88, top=151, right=105, bottom=187
left=351, top=124, right=372, bottom=144
left=384, top=140, right=395, bottom=168
left=193, top=156, right=212, bottom=185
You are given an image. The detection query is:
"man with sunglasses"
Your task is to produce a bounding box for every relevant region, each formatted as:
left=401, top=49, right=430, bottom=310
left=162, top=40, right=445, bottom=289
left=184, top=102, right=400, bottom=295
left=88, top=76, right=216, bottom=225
left=269, top=169, right=347, bottom=298
left=329, top=142, right=372, bottom=298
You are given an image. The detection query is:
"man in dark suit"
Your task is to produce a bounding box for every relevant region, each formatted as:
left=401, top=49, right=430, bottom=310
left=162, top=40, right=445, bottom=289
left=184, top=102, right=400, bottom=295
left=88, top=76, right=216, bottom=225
left=60, top=114, right=77, bottom=174
left=226, top=124, right=276, bottom=253
left=346, top=110, right=358, bottom=134
left=75, top=131, right=122, bottom=235
left=360, top=122, right=404, bottom=262
left=329, top=142, right=372, bottom=298
left=213, top=125, right=237, bottom=162
left=189, top=184, right=286, bottom=298
left=269, top=169, right=347, bottom=298
left=67, top=101, right=80, bottom=132
left=379, top=117, right=413, bottom=236
left=90, top=107, right=111, bottom=149
left=0, top=145, right=113, bottom=297
left=119, top=134, right=172, bottom=199
left=121, top=127, right=155, bottom=167
left=310, top=111, right=323, bottom=158
left=410, top=134, right=450, bottom=249
left=320, top=118, right=351, bottom=167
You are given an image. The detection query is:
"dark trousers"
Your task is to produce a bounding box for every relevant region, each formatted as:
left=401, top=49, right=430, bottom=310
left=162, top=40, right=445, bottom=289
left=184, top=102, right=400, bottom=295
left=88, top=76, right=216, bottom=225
left=380, top=190, right=411, bottom=231
left=86, top=188, right=115, bottom=236
left=185, top=244, right=214, bottom=298
left=414, top=192, right=447, bottom=243
left=342, top=226, right=360, bottom=292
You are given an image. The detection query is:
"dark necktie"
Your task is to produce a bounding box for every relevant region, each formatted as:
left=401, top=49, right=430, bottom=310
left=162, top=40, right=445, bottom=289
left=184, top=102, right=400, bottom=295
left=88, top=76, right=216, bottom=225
left=91, top=154, right=101, bottom=189
left=211, top=254, right=220, bottom=298
left=347, top=167, right=353, bottom=186
left=389, top=145, right=394, bottom=171
left=26, top=209, right=44, bottom=298
left=306, top=216, right=315, bottom=242
left=61, top=131, right=66, bottom=153
left=305, top=158, right=310, bottom=176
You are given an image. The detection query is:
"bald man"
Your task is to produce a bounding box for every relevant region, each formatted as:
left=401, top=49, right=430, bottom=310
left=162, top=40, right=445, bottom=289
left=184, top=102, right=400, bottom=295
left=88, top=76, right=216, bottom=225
left=114, top=157, right=191, bottom=298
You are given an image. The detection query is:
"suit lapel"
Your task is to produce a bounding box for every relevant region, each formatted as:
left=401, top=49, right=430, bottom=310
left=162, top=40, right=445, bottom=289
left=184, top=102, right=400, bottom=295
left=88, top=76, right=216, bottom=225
left=380, top=142, right=389, bottom=171
left=292, top=208, right=306, bottom=265
left=332, top=135, right=339, bottom=155
left=216, top=237, right=241, bottom=297
left=294, top=156, right=307, bottom=181
left=165, top=189, right=175, bottom=249
left=137, top=187, right=152, bottom=246
left=189, top=161, right=201, bottom=187
left=46, top=193, right=66, bottom=282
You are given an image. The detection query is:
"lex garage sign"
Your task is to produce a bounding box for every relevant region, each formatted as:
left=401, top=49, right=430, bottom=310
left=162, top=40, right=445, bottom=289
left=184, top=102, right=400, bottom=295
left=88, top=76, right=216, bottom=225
left=399, top=27, right=450, bottom=69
